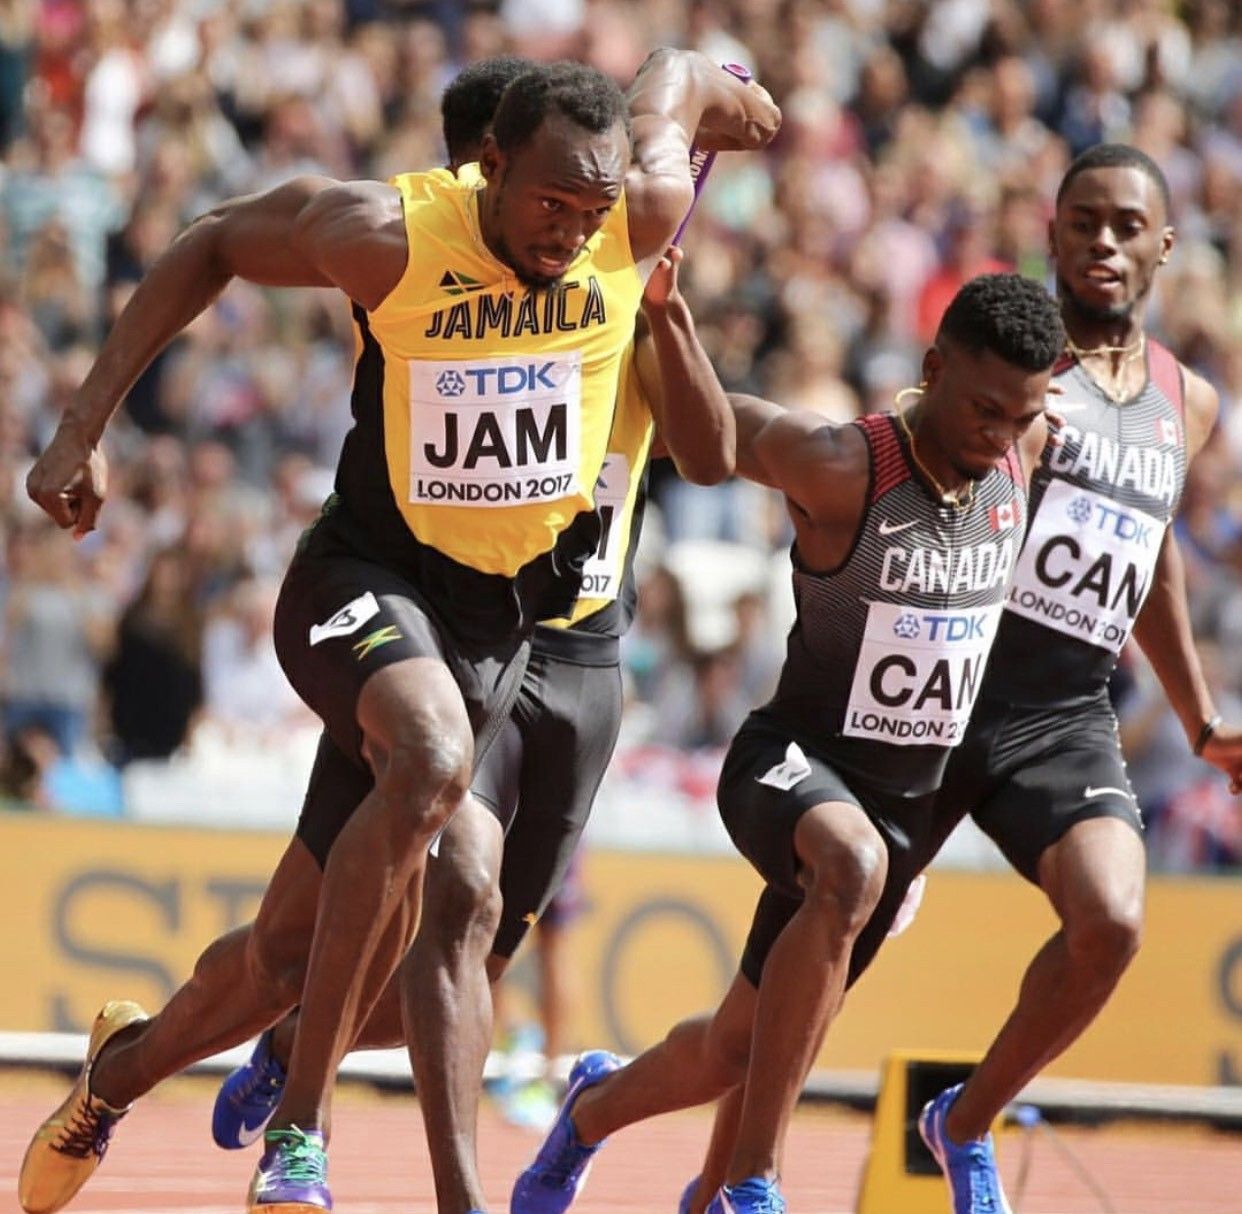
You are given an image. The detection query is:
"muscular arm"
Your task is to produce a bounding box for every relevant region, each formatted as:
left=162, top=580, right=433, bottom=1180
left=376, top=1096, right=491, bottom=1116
left=1131, top=529, right=1217, bottom=742
left=1130, top=371, right=1241, bottom=787
left=27, top=177, right=407, bottom=532
left=730, top=393, right=787, bottom=490
left=729, top=393, right=867, bottom=566
left=634, top=250, right=734, bottom=484
left=624, top=48, right=780, bottom=267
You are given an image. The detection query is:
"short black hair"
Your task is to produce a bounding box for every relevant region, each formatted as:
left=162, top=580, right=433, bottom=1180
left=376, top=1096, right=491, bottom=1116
left=938, top=273, right=1064, bottom=371
left=491, top=61, right=631, bottom=155
left=441, top=55, right=537, bottom=167
left=1056, top=143, right=1171, bottom=216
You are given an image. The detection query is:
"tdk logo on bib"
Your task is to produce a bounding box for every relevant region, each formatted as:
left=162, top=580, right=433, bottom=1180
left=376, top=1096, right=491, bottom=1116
left=409, top=352, right=582, bottom=507
left=1006, top=479, right=1164, bottom=653
left=845, top=601, right=1001, bottom=747
left=437, top=362, right=559, bottom=396
left=892, top=612, right=920, bottom=640
left=1068, top=495, right=1154, bottom=546
left=435, top=369, right=466, bottom=397
left=1067, top=494, right=1093, bottom=525
left=891, top=612, right=986, bottom=642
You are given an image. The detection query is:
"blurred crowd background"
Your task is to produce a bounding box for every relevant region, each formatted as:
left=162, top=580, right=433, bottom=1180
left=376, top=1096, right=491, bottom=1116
left=0, top=0, right=1238, bottom=871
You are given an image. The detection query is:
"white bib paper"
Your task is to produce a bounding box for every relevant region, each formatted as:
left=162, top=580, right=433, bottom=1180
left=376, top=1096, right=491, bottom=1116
left=407, top=351, right=582, bottom=507
left=577, top=453, right=631, bottom=602
left=1005, top=479, right=1164, bottom=653
left=844, top=601, right=1001, bottom=747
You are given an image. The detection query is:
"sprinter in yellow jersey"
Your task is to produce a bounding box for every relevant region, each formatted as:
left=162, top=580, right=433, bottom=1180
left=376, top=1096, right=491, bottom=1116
left=199, top=61, right=737, bottom=1214
left=220, top=254, right=715, bottom=1214
left=20, top=52, right=778, bottom=1214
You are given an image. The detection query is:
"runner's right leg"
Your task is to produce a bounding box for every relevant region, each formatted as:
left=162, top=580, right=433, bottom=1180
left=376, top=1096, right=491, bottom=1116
left=571, top=978, right=756, bottom=1147
left=401, top=794, right=507, bottom=1214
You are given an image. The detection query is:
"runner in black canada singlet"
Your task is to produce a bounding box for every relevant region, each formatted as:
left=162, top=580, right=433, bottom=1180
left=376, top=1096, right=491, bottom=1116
left=509, top=273, right=1063, bottom=1214
left=19, top=52, right=778, bottom=1214
left=680, top=145, right=1242, bottom=1214
left=912, top=144, right=1242, bottom=1214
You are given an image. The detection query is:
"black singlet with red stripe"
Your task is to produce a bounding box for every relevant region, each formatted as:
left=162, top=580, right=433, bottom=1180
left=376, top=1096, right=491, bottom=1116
left=985, top=339, right=1187, bottom=706
left=755, top=412, right=1028, bottom=797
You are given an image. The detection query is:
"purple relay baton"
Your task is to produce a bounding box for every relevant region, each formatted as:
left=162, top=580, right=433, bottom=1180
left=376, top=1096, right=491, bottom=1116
left=671, top=62, right=754, bottom=246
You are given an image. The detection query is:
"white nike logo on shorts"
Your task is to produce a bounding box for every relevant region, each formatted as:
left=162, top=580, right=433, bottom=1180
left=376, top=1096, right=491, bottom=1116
left=878, top=518, right=918, bottom=536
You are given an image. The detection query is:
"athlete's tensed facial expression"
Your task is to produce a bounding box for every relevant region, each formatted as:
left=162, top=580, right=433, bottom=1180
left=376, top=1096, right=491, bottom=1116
left=478, top=113, right=628, bottom=291
left=924, top=345, right=1050, bottom=481
left=1050, top=166, right=1173, bottom=323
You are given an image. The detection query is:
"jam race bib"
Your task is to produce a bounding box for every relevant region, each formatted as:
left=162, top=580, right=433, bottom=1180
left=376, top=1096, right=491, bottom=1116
left=407, top=351, right=582, bottom=507
left=844, top=601, right=1001, bottom=747
left=1005, top=479, right=1164, bottom=653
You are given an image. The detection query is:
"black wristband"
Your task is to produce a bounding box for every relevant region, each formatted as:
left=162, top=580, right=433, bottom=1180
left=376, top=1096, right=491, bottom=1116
left=1193, top=714, right=1223, bottom=757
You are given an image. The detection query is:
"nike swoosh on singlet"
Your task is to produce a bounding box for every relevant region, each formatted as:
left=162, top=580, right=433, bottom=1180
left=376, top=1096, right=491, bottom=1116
left=877, top=518, right=919, bottom=536
left=1084, top=786, right=1131, bottom=800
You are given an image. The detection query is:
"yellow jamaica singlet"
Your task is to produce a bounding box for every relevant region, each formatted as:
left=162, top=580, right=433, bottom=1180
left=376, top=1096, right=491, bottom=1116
left=351, top=166, right=643, bottom=579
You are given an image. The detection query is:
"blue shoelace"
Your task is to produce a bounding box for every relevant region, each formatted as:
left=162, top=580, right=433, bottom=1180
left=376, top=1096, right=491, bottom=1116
left=952, top=1139, right=1004, bottom=1212
left=236, top=1065, right=284, bottom=1106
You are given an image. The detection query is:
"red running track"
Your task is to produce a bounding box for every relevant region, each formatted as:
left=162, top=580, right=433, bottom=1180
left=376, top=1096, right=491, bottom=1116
left=1, top=1080, right=1239, bottom=1213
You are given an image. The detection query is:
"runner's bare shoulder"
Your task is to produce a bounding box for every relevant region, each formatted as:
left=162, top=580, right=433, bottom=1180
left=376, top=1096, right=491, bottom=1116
left=293, top=179, right=408, bottom=311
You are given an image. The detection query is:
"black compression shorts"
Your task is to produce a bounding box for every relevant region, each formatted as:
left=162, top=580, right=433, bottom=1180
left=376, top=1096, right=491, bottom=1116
left=477, top=625, right=622, bottom=960
left=932, top=688, right=1144, bottom=884
left=291, top=612, right=622, bottom=970
left=718, top=716, right=939, bottom=988
left=277, top=546, right=529, bottom=861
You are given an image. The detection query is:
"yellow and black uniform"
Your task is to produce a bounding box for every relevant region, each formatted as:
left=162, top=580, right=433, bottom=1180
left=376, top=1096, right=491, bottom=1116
left=275, top=165, right=643, bottom=801
left=293, top=341, right=658, bottom=878
left=310, top=165, right=642, bottom=625
left=478, top=346, right=655, bottom=957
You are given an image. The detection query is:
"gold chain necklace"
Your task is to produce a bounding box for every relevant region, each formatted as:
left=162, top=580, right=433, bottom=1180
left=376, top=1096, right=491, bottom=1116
left=1065, top=331, right=1146, bottom=402
left=896, top=404, right=975, bottom=511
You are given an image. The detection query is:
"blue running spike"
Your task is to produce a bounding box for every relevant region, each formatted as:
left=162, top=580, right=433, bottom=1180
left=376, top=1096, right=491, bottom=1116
left=510, top=1050, right=622, bottom=1214
left=705, top=1177, right=787, bottom=1213
left=919, top=1084, right=1013, bottom=1214
left=213, top=1030, right=286, bottom=1150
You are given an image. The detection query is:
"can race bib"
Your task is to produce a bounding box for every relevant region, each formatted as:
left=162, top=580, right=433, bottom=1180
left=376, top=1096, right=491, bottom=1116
left=1005, top=479, right=1164, bottom=653
left=844, top=601, right=1001, bottom=747
left=407, top=351, right=582, bottom=507
left=577, top=453, right=631, bottom=602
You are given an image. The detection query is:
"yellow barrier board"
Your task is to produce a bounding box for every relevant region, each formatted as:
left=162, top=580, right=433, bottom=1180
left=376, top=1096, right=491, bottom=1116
left=1, top=814, right=1238, bottom=1085
left=0, top=814, right=286, bottom=1031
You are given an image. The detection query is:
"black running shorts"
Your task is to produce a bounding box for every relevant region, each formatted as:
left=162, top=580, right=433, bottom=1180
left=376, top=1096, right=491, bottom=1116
left=277, top=546, right=529, bottom=861
left=933, top=688, right=1144, bottom=884
left=477, top=625, right=623, bottom=960
left=719, top=716, right=939, bottom=987
left=292, top=614, right=622, bottom=970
